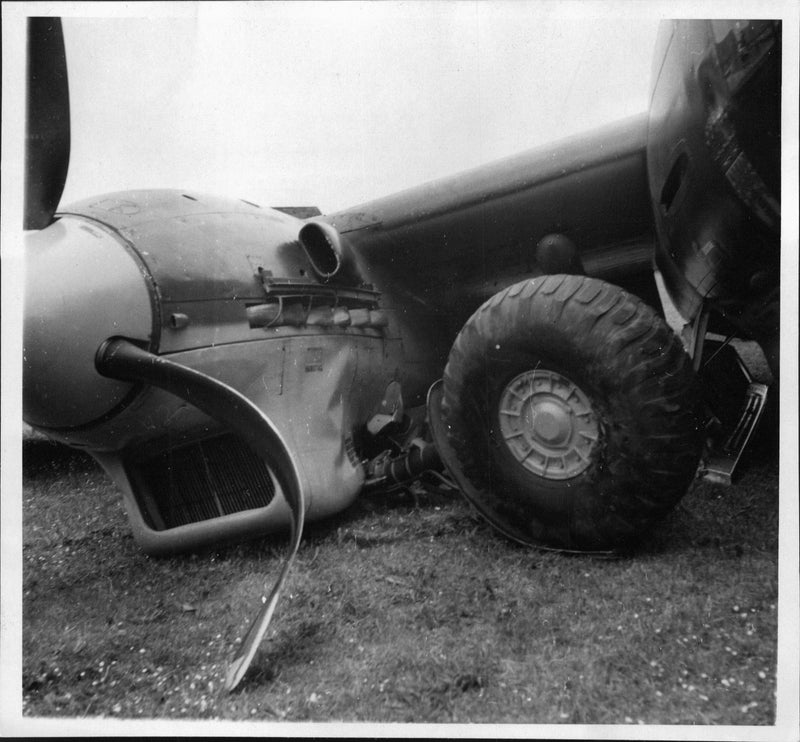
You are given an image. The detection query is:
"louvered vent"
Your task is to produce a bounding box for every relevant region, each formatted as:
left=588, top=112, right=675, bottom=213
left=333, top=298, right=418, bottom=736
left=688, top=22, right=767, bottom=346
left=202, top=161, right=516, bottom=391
left=130, top=433, right=276, bottom=530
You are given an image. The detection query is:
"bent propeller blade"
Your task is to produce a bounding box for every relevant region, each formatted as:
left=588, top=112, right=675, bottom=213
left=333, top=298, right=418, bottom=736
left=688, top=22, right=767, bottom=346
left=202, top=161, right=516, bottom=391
left=96, top=338, right=306, bottom=692
left=223, top=512, right=303, bottom=691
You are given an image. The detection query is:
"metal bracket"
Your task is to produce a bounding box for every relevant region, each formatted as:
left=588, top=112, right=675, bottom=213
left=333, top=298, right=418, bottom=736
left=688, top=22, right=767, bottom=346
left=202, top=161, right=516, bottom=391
left=686, top=306, right=710, bottom=373
left=700, top=381, right=769, bottom=486
left=259, top=271, right=380, bottom=308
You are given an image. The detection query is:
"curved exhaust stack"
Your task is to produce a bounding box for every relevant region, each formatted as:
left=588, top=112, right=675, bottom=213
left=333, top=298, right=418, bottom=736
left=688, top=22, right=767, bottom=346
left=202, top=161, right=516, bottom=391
left=298, top=221, right=362, bottom=285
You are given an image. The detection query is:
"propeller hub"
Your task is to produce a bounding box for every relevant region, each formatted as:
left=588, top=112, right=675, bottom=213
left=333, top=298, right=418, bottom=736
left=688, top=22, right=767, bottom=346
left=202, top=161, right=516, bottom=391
left=23, top=216, right=157, bottom=430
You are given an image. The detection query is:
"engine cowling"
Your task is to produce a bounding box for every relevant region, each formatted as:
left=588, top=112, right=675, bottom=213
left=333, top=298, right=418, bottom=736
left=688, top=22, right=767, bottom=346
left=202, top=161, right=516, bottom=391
left=23, top=189, right=401, bottom=553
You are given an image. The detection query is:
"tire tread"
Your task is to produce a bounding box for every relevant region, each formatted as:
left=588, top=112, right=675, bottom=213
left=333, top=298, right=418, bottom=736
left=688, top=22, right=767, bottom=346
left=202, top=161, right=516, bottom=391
left=442, top=275, right=702, bottom=550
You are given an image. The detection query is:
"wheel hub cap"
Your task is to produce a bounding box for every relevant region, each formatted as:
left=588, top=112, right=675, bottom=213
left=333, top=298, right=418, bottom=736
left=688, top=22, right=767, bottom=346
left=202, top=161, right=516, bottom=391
left=498, top=369, right=599, bottom=480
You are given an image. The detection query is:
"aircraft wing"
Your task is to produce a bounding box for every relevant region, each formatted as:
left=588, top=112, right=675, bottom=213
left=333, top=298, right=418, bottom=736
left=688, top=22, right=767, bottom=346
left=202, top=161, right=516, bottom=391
left=325, top=113, right=658, bottom=310
left=322, top=113, right=662, bottom=390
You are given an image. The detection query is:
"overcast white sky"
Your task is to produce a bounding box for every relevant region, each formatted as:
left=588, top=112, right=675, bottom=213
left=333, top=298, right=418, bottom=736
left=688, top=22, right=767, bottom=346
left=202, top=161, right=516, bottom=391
left=5, top=0, right=796, bottom=216
left=3, top=0, right=798, bottom=216
left=18, top=1, right=669, bottom=213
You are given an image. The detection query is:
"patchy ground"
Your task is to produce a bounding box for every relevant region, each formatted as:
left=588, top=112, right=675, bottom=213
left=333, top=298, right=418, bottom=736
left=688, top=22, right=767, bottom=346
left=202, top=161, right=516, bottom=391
left=20, top=431, right=778, bottom=726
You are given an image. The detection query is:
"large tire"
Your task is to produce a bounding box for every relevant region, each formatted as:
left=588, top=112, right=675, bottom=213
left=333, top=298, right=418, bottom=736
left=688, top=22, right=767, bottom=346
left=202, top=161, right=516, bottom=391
left=441, top=275, right=702, bottom=551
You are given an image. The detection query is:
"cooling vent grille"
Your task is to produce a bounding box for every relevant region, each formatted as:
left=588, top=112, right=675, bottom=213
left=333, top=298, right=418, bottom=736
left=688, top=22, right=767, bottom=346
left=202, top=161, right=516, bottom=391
left=131, top=433, right=276, bottom=530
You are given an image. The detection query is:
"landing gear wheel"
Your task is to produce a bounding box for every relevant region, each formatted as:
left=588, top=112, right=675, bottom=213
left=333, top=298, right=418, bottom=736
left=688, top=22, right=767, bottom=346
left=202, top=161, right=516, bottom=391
left=441, top=275, right=702, bottom=551
left=497, top=368, right=599, bottom=480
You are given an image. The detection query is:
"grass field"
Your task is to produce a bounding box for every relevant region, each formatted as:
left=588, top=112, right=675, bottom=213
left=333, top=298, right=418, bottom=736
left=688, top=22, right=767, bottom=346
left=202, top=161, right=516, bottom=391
left=20, top=425, right=779, bottom=727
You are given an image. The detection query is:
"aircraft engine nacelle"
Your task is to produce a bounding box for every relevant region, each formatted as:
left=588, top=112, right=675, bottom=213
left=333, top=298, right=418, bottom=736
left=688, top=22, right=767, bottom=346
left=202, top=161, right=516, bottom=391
left=647, top=19, right=780, bottom=374
left=23, top=190, right=401, bottom=554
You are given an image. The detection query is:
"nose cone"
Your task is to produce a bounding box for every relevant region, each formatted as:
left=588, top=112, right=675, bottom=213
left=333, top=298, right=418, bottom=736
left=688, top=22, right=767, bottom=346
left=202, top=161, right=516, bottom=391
left=23, top=217, right=157, bottom=430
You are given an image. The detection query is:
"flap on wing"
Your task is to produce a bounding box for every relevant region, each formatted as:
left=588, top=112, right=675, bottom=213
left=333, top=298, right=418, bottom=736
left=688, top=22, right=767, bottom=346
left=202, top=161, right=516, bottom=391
left=272, top=206, right=322, bottom=218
